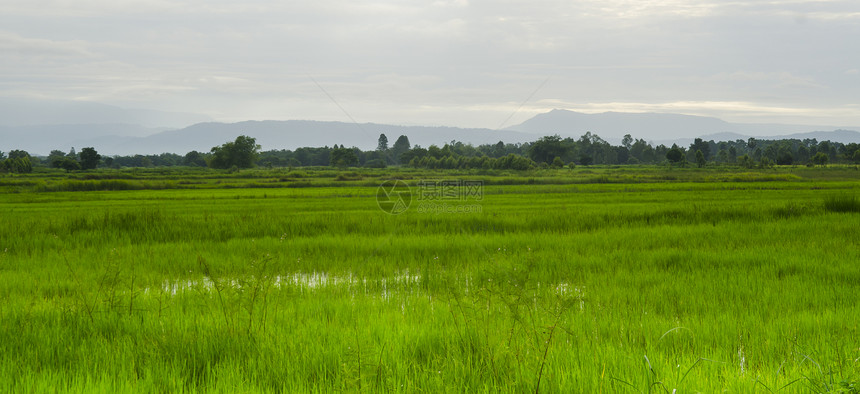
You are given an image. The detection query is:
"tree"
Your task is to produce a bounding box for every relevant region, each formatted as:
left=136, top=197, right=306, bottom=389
left=630, top=139, right=652, bottom=163
left=493, top=141, right=506, bottom=158
left=527, top=135, right=569, bottom=164
left=377, top=134, right=388, bottom=151
left=79, top=147, right=101, bottom=170
left=551, top=156, right=565, bottom=169
left=399, top=147, right=427, bottom=165
left=666, top=144, right=685, bottom=164
left=812, top=152, right=829, bottom=166
left=854, top=149, right=860, bottom=164
left=330, top=147, right=358, bottom=168
left=58, top=157, right=81, bottom=172
left=690, top=138, right=710, bottom=161
left=578, top=154, right=593, bottom=166
left=776, top=150, right=793, bottom=165
left=2, top=150, right=33, bottom=174
left=695, top=150, right=706, bottom=168
left=747, top=138, right=757, bottom=151
left=622, top=134, right=633, bottom=150
left=47, top=150, right=66, bottom=168
left=7, top=150, right=29, bottom=159
left=184, top=151, right=207, bottom=167
left=364, top=158, right=386, bottom=168
left=391, top=135, right=411, bottom=164
left=2, top=156, right=32, bottom=174
left=209, top=135, right=261, bottom=169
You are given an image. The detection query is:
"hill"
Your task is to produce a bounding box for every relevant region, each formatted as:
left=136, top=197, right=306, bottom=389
left=506, top=109, right=860, bottom=144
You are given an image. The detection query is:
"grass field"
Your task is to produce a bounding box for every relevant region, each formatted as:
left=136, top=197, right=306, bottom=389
left=1, top=166, right=858, bottom=392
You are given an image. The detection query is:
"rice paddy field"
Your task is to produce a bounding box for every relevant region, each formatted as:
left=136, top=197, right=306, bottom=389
left=0, top=166, right=858, bottom=393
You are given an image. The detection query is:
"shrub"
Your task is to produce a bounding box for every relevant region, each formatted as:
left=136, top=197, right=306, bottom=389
left=824, top=194, right=860, bottom=213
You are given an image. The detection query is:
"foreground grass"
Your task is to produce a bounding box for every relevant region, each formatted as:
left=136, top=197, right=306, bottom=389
left=0, top=168, right=858, bottom=392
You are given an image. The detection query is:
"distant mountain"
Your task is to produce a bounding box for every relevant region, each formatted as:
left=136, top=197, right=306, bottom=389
left=0, top=98, right=211, bottom=128
left=11, top=120, right=534, bottom=156
left=507, top=110, right=733, bottom=141
left=764, top=129, right=860, bottom=144
left=696, top=132, right=751, bottom=142
left=134, top=120, right=534, bottom=155
left=698, top=130, right=860, bottom=144
left=0, top=124, right=169, bottom=155
left=506, top=109, right=860, bottom=144
left=4, top=102, right=860, bottom=156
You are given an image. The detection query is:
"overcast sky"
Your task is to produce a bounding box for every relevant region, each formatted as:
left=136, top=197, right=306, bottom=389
left=2, top=0, right=859, bottom=129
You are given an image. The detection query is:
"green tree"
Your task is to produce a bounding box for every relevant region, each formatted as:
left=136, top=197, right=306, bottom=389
left=364, top=158, right=386, bottom=168
left=853, top=149, right=860, bottom=164
left=796, top=145, right=810, bottom=163
left=2, top=151, right=33, bottom=174
left=629, top=139, right=652, bottom=163
left=48, top=150, right=66, bottom=168
left=528, top=135, right=570, bottom=164
left=622, top=134, right=633, bottom=150
left=391, top=135, right=411, bottom=164
left=184, top=151, right=207, bottom=167
left=79, top=147, right=101, bottom=170
left=209, top=135, right=261, bottom=169
left=7, top=150, right=29, bottom=160
left=666, top=144, right=685, bottom=164
left=812, top=152, right=829, bottom=166
left=330, top=147, right=358, bottom=168
left=695, top=149, right=706, bottom=168
left=551, top=156, right=565, bottom=169
left=578, top=154, right=593, bottom=166
left=493, top=141, right=506, bottom=158
left=689, top=138, right=711, bottom=161
left=399, top=147, right=427, bottom=165
left=58, top=157, right=81, bottom=172
left=776, top=149, right=793, bottom=165
left=377, top=134, right=388, bottom=151
left=2, top=156, right=32, bottom=174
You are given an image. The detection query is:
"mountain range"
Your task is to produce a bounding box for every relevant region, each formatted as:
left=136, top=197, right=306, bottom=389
left=506, top=109, right=860, bottom=146
left=2, top=101, right=859, bottom=156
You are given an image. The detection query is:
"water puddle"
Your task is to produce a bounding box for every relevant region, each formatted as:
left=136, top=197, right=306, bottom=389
left=146, top=271, right=583, bottom=309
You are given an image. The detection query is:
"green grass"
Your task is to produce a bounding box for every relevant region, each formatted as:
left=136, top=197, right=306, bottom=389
left=824, top=193, right=860, bottom=213
left=0, top=167, right=858, bottom=392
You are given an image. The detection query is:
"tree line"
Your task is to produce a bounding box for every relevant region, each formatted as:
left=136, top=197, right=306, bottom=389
left=3, top=132, right=860, bottom=173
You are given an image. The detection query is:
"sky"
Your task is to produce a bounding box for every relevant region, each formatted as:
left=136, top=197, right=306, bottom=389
left=2, top=0, right=859, bottom=129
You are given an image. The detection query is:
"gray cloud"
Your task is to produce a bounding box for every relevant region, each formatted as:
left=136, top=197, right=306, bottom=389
left=1, top=0, right=859, bottom=128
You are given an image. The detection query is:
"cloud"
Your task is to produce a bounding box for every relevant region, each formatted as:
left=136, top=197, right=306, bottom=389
left=0, top=31, right=93, bottom=59
left=1, top=0, right=859, bottom=128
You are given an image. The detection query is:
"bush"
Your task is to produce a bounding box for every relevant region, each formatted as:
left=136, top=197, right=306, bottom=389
left=364, top=159, right=386, bottom=168
left=823, top=194, right=860, bottom=213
